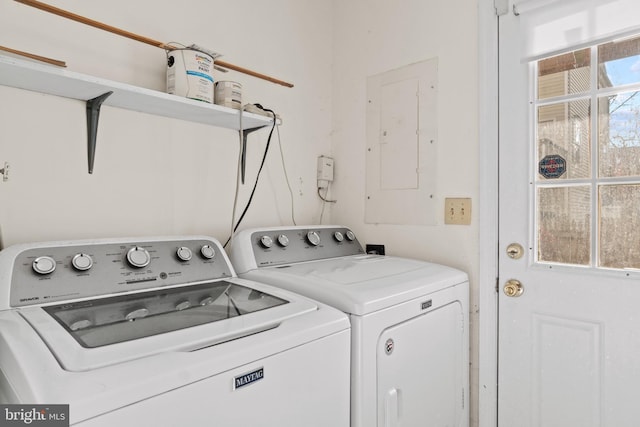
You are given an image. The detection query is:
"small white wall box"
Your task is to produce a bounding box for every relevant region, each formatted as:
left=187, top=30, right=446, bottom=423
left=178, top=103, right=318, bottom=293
left=317, top=156, right=334, bottom=188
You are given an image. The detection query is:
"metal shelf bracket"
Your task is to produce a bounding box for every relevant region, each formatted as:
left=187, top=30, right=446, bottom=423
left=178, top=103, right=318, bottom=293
left=240, top=126, right=267, bottom=184
left=86, top=91, right=113, bottom=174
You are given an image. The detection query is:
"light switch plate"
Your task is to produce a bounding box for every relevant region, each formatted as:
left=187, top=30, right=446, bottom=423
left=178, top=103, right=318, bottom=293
left=445, top=198, right=471, bottom=225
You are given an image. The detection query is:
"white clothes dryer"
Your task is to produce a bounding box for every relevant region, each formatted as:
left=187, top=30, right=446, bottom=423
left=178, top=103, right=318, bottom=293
left=230, top=225, right=469, bottom=427
left=0, top=236, right=350, bottom=426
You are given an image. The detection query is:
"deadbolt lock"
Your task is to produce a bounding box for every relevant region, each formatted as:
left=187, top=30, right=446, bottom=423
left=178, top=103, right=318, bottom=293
left=503, top=279, right=524, bottom=297
left=506, top=243, right=524, bottom=260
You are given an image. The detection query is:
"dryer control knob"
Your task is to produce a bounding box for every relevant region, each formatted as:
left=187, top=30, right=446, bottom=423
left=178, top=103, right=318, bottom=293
left=71, top=253, right=93, bottom=271
left=334, top=231, right=344, bottom=242
left=345, top=230, right=356, bottom=241
left=127, top=246, right=151, bottom=268
left=259, top=235, right=274, bottom=248
left=277, top=234, right=290, bottom=247
left=200, top=244, right=216, bottom=259
left=33, top=256, right=56, bottom=275
left=306, top=231, right=321, bottom=246
left=176, top=246, right=193, bottom=262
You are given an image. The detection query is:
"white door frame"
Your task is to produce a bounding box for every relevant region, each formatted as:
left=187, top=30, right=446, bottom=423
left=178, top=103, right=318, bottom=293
left=478, top=0, right=503, bottom=426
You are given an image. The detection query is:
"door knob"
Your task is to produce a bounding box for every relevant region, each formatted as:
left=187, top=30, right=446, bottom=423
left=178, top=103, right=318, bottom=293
left=503, top=279, right=524, bottom=297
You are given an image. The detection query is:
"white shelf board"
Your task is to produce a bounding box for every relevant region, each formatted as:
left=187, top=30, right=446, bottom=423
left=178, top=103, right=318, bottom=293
left=0, top=55, right=274, bottom=130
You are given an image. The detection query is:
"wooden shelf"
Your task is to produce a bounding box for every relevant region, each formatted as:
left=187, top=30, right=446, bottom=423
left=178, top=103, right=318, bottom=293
left=0, top=54, right=274, bottom=130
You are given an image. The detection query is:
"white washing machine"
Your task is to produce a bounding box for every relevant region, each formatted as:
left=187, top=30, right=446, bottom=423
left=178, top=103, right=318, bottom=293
left=230, top=225, right=469, bottom=427
left=0, top=235, right=350, bottom=426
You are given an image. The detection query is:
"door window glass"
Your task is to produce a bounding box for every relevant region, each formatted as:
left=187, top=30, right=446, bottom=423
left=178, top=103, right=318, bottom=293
left=598, top=37, right=640, bottom=88
left=538, top=48, right=591, bottom=100
left=535, top=36, right=640, bottom=270
left=599, top=184, right=640, bottom=269
left=537, top=100, right=591, bottom=180
left=598, top=91, right=640, bottom=177
left=537, top=186, right=591, bottom=265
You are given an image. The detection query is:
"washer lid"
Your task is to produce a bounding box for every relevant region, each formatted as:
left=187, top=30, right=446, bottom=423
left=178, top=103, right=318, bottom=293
left=244, top=255, right=468, bottom=315
left=18, top=279, right=317, bottom=371
left=44, top=281, right=287, bottom=348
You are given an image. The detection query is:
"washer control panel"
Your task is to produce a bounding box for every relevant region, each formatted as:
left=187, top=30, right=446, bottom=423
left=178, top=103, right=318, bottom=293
left=7, top=237, right=233, bottom=308
left=250, top=227, right=365, bottom=267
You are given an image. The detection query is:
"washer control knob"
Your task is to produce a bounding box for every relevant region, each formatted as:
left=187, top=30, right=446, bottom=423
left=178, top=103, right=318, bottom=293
left=259, top=235, right=274, bottom=248
left=345, top=230, right=356, bottom=241
left=69, top=319, right=92, bottom=331
left=175, top=300, right=191, bottom=311
left=125, top=307, right=149, bottom=321
left=277, top=234, right=290, bottom=247
left=200, top=244, right=216, bottom=259
left=126, top=246, right=151, bottom=268
left=71, top=253, right=93, bottom=271
left=334, top=231, right=344, bottom=242
left=176, top=246, right=193, bottom=262
left=32, top=256, right=56, bottom=275
left=306, top=231, right=321, bottom=246
left=200, top=296, right=215, bottom=306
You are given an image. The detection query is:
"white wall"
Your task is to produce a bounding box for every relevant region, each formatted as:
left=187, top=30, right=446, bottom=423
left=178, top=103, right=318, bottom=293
left=0, top=0, right=333, bottom=247
left=330, top=1, right=480, bottom=425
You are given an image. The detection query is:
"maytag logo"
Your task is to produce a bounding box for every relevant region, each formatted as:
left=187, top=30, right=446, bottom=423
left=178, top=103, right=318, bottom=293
left=1, top=405, right=68, bottom=426
left=234, top=367, right=264, bottom=390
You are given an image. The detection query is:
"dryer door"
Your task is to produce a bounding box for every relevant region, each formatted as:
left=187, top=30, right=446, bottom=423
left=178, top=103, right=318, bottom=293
left=377, top=302, right=465, bottom=427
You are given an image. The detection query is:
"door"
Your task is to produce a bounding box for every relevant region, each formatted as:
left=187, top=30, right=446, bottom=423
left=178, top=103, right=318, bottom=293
left=498, top=1, right=640, bottom=426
